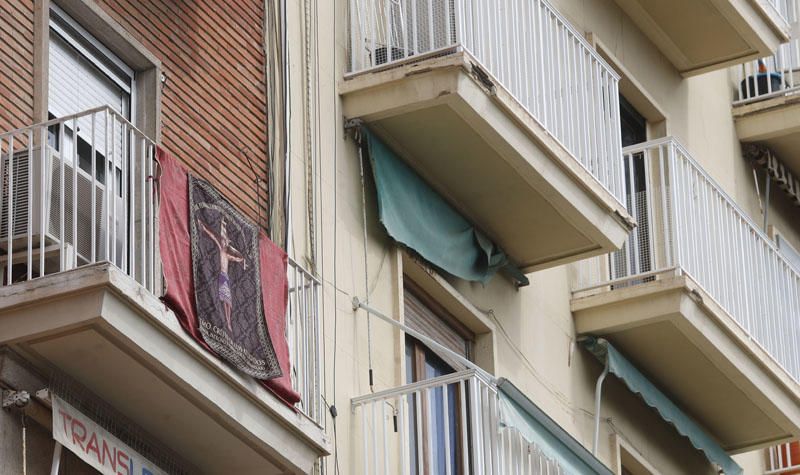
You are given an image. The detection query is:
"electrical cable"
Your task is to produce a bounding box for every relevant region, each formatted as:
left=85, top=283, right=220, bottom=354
left=282, top=0, right=292, bottom=251
left=481, top=306, right=576, bottom=414
left=308, top=0, right=330, bottom=472
left=357, top=133, right=375, bottom=391
left=330, top=0, right=341, bottom=472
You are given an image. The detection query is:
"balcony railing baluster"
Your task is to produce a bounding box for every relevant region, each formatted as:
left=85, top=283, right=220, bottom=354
left=0, top=111, right=324, bottom=425
left=735, top=1, right=800, bottom=104
left=346, top=0, right=625, bottom=204
left=352, top=369, right=571, bottom=473
left=0, top=106, right=157, bottom=294
left=576, top=138, right=800, bottom=385
left=287, top=257, right=325, bottom=427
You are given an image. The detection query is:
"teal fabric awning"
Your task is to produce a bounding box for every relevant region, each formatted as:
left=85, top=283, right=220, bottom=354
left=362, top=128, right=528, bottom=285
left=583, top=338, right=742, bottom=475
left=497, top=379, right=614, bottom=475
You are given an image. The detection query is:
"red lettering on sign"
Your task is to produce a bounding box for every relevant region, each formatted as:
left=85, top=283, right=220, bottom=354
left=101, top=438, right=117, bottom=471
left=71, top=419, right=87, bottom=451
left=85, top=432, right=101, bottom=462
left=117, top=451, right=130, bottom=475
left=57, top=409, right=72, bottom=437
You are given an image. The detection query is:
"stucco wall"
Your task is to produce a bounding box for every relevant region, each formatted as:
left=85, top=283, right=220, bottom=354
left=280, top=0, right=788, bottom=472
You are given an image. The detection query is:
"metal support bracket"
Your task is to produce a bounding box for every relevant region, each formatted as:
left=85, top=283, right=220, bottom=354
left=344, top=118, right=364, bottom=131
left=2, top=389, right=31, bottom=409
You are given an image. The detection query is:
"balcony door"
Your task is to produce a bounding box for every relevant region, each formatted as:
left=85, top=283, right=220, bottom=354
left=46, top=5, right=134, bottom=268
left=404, top=285, right=473, bottom=475
left=614, top=95, right=652, bottom=281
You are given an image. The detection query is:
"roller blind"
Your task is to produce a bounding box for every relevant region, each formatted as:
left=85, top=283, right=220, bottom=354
left=47, top=8, right=133, bottom=167
left=48, top=32, right=128, bottom=120
left=403, top=289, right=472, bottom=369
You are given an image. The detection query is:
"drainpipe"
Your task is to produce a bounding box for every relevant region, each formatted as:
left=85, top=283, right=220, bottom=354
left=592, top=355, right=610, bottom=456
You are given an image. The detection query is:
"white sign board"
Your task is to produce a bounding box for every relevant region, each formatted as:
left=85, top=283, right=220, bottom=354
left=52, top=395, right=169, bottom=475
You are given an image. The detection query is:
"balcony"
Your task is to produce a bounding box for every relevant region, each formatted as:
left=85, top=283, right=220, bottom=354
left=351, top=369, right=605, bottom=474
left=573, top=138, right=800, bottom=452
left=0, top=109, right=328, bottom=473
left=733, top=9, right=800, bottom=175
left=343, top=0, right=634, bottom=272
left=612, top=0, right=790, bottom=75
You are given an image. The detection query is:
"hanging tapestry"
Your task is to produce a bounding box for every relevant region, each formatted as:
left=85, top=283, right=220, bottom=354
left=158, top=148, right=299, bottom=404
left=187, top=175, right=281, bottom=380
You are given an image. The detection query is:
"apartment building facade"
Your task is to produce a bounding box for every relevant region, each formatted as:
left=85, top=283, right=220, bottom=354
left=0, top=0, right=327, bottom=473
left=1, top=0, right=800, bottom=474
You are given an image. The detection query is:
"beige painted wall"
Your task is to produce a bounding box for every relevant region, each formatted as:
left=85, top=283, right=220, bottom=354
left=553, top=0, right=800, bottom=248
left=279, top=0, right=797, bottom=473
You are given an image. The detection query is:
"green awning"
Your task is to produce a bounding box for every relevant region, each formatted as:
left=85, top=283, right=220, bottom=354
left=497, top=379, right=614, bottom=475
left=362, top=128, right=528, bottom=285
left=583, top=338, right=742, bottom=475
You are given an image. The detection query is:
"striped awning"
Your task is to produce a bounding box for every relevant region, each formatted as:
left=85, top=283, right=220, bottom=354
left=583, top=338, right=742, bottom=475
left=496, top=379, right=614, bottom=475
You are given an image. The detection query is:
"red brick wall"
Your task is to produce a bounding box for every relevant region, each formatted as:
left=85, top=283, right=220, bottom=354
left=96, top=0, right=270, bottom=228
left=0, top=0, right=35, bottom=133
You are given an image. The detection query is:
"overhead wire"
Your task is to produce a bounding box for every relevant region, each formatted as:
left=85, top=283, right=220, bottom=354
left=281, top=0, right=292, bottom=251
left=329, top=0, right=342, bottom=472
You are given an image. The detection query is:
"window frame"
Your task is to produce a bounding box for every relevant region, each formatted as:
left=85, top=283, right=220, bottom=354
left=403, top=283, right=474, bottom=475
left=50, top=3, right=135, bottom=95
left=399, top=251, right=499, bottom=474
left=401, top=251, right=497, bottom=373
left=34, top=0, right=162, bottom=140
left=613, top=434, right=662, bottom=475
left=404, top=335, right=467, bottom=474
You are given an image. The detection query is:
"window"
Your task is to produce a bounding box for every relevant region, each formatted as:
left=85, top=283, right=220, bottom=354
left=614, top=95, right=653, bottom=281
left=49, top=4, right=133, bottom=120
left=48, top=5, right=133, bottom=189
left=614, top=434, right=661, bottom=475
left=620, top=94, right=647, bottom=148
left=776, top=233, right=800, bottom=272
left=404, top=285, right=474, bottom=475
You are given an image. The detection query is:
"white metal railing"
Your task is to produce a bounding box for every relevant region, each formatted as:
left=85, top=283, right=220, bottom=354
left=771, top=0, right=794, bottom=23
left=351, top=369, right=567, bottom=474
left=734, top=1, right=800, bottom=105
left=346, top=0, right=625, bottom=203
left=765, top=441, right=800, bottom=474
left=0, top=106, right=157, bottom=293
left=575, top=138, right=800, bottom=384
left=287, top=258, right=325, bottom=427
left=0, top=111, right=327, bottom=425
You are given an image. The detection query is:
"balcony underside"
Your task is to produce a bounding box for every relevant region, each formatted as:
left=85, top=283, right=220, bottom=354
left=572, top=273, right=800, bottom=452
left=0, top=264, right=329, bottom=474
left=613, top=0, right=789, bottom=75
left=734, top=95, right=800, bottom=175
left=341, top=53, right=633, bottom=272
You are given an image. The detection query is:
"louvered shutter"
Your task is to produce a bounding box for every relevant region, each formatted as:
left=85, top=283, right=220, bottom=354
left=48, top=18, right=131, bottom=161
left=404, top=289, right=472, bottom=369
left=48, top=33, right=127, bottom=120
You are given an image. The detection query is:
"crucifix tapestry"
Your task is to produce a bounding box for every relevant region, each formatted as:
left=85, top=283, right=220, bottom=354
left=188, top=175, right=281, bottom=380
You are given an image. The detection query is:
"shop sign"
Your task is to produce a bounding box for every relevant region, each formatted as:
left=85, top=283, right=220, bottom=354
left=52, top=395, right=168, bottom=475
